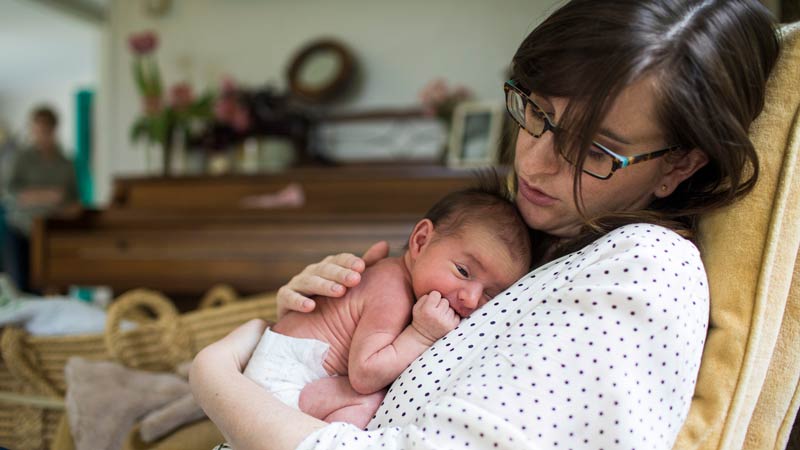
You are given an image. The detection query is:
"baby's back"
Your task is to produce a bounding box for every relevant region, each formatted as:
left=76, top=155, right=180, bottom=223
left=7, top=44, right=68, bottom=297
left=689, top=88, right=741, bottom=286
left=271, top=257, right=413, bottom=376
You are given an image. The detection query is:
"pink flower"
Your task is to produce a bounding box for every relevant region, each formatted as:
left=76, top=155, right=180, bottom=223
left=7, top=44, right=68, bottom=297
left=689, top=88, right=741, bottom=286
left=170, top=82, right=194, bottom=110
left=142, top=95, right=162, bottom=115
left=451, top=85, right=473, bottom=101
left=418, top=78, right=447, bottom=107
left=231, top=104, right=251, bottom=132
left=214, top=95, right=237, bottom=122
left=220, top=76, right=237, bottom=95
left=128, top=31, right=158, bottom=55
left=417, top=78, right=474, bottom=120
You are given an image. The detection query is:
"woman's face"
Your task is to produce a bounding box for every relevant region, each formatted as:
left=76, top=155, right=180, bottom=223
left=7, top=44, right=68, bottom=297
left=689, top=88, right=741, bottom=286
left=514, top=77, right=680, bottom=237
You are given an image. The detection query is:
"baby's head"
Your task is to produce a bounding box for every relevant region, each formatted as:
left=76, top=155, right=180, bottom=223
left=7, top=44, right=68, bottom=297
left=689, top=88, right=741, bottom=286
left=406, top=175, right=532, bottom=318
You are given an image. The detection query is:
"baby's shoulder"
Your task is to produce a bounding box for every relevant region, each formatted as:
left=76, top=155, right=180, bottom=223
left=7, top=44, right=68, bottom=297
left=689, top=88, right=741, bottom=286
left=355, top=258, right=414, bottom=301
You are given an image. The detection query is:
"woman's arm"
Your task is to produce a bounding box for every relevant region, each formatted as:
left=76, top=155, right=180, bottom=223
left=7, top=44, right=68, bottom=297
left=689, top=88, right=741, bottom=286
left=276, top=241, right=389, bottom=317
left=190, top=319, right=327, bottom=450
left=296, top=224, right=710, bottom=450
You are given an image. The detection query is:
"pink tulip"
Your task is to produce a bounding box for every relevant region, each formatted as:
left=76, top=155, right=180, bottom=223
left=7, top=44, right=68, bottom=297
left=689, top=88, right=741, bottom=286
left=170, top=82, right=194, bottom=110
left=231, top=104, right=251, bottom=132
left=142, top=95, right=163, bottom=115
left=417, top=78, right=473, bottom=120
left=214, top=95, right=236, bottom=122
left=452, top=85, right=473, bottom=101
left=220, top=76, right=238, bottom=95
left=128, top=31, right=158, bottom=55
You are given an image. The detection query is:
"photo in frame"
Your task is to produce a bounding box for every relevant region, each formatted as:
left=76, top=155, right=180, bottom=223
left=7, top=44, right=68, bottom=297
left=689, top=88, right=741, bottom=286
left=447, top=101, right=504, bottom=168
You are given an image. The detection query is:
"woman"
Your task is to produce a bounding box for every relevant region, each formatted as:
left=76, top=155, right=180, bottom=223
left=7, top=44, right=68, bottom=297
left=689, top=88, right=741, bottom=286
left=190, top=1, right=780, bottom=449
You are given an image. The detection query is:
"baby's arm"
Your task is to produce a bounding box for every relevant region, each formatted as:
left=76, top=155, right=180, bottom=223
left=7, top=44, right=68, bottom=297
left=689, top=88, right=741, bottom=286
left=348, top=285, right=460, bottom=395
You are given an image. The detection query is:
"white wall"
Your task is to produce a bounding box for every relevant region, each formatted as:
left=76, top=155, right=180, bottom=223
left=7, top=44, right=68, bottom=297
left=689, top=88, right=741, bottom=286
left=0, top=0, right=100, bottom=155
left=97, top=0, right=559, bottom=203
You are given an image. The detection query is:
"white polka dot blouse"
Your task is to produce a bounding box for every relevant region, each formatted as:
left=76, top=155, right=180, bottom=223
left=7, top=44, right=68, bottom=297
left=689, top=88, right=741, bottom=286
left=296, top=224, right=709, bottom=450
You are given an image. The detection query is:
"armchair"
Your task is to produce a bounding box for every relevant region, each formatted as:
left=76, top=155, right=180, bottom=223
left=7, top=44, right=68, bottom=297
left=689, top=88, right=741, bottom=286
left=674, top=22, right=800, bottom=450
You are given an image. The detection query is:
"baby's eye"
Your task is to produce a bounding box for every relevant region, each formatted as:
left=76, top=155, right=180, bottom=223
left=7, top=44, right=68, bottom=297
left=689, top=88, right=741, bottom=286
left=455, top=264, right=469, bottom=278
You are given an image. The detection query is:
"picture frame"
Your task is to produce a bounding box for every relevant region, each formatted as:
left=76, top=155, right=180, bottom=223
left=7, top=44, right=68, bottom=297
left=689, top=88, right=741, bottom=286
left=447, top=100, right=505, bottom=168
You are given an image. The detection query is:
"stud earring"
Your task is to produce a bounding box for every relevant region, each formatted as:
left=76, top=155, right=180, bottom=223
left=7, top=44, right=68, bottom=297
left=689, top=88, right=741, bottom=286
left=661, top=185, right=668, bottom=192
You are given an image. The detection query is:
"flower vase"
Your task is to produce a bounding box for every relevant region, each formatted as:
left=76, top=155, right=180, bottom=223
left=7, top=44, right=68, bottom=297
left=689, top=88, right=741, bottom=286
left=169, top=132, right=188, bottom=176
left=207, top=149, right=234, bottom=176
left=185, top=148, right=206, bottom=175
left=160, top=138, right=173, bottom=177
left=437, top=117, right=452, bottom=164
left=143, top=141, right=163, bottom=176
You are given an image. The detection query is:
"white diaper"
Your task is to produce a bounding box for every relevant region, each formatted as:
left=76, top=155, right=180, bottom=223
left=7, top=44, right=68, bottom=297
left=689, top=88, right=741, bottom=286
left=243, top=328, right=330, bottom=409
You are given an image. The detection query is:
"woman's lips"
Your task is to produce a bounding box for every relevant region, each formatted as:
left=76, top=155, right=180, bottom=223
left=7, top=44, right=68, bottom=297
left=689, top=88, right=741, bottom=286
left=518, top=179, right=558, bottom=207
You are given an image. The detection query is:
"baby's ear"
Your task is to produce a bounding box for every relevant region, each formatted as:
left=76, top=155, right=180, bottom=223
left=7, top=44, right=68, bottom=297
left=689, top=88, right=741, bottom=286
left=408, top=219, right=434, bottom=259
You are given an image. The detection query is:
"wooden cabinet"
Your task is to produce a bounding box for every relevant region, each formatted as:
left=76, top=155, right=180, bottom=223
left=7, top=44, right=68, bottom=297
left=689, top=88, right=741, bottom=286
left=111, top=165, right=489, bottom=215
left=32, top=165, right=504, bottom=299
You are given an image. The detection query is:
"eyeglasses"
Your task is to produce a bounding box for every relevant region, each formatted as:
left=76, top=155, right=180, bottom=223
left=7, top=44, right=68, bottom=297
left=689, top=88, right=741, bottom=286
left=503, top=80, right=680, bottom=180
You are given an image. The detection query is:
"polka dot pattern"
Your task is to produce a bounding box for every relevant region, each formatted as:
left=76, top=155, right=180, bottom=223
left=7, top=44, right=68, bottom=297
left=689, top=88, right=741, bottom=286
left=297, top=224, right=709, bottom=450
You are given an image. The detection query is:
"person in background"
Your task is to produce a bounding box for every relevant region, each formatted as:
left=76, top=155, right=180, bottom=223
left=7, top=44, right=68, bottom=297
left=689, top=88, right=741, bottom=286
left=3, top=106, right=79, bottom=293
left=0, top=121, right=19, bottom=270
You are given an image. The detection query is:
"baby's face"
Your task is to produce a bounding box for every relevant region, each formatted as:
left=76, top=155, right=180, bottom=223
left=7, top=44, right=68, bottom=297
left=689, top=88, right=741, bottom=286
left=411, top=224, right=528, bottom=318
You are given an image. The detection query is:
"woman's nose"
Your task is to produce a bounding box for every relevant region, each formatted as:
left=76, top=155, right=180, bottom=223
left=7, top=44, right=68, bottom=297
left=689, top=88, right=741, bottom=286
left=516, top=128, right=563, bottom=175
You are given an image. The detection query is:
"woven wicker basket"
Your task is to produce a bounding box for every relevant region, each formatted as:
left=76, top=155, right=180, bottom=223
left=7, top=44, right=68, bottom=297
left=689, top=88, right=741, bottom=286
left=0, top=285, right=276, bottom=450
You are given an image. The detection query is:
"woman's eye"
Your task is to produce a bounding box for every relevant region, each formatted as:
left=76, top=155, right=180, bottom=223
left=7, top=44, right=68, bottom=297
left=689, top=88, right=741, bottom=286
left=526, top=103, right=551, bottom=120
left=456, top=264, right=469, bottom=278
left=588, top=147, right=608, bottom=160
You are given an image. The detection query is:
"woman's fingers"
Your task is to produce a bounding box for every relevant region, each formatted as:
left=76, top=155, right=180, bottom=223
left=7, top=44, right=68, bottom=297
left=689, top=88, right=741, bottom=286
left=276, top=252, right=368, bottom=318
left=276, top=285, right=316, bottom=318
left=361, top=241, right=390, bottom=267
left=325, top=253, right=367, bottom=275
left=314, top=259, right=363, bottom=289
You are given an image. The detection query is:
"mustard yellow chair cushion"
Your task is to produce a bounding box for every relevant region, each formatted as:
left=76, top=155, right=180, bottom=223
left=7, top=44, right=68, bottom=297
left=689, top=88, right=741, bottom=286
left=675, top=22, right=800, bottom=450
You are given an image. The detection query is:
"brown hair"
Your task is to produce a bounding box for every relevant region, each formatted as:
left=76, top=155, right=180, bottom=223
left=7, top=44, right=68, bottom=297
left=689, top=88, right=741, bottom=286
left=423, top=171, right=533, bottom=269
left=510, top=0, right=780, bottom=253
left=31, top=105, right=58, bottom=130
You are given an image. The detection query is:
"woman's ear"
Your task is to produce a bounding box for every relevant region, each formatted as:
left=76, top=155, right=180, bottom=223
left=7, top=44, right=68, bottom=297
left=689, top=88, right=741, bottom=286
left=655, top=148, right=709, bottom=197
left=408, top=219, right=435, bottom=260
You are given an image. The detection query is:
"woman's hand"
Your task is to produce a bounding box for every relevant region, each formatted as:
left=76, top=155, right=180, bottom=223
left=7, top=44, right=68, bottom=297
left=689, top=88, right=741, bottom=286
left=191, top=318, right=268, bottom=379
left=190, top=319, right=328, bottom=450
left=276, top=241, right=390, bottom=318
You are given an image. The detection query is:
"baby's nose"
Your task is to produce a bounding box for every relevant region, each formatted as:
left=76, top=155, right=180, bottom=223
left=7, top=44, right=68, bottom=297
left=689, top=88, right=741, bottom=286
left=459, top=283, right=483, bottom=310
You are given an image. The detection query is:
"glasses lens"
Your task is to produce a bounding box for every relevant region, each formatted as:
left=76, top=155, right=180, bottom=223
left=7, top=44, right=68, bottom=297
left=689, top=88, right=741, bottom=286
left=524, top=102, right=547, bottom=136
left=559, top=143, right=614, bottom=178
left=506, top=89, right=527, bottom=128
left=506, top=88, right=548, bottom=137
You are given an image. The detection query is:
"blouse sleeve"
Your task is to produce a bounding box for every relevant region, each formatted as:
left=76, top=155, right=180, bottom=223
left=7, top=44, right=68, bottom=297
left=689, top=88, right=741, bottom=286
left=296, top=224, right=710, bottom=450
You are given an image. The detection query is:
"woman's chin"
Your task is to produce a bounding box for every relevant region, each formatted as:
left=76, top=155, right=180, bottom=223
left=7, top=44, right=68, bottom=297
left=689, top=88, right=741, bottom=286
left=516, top=198, right=581, bottom=237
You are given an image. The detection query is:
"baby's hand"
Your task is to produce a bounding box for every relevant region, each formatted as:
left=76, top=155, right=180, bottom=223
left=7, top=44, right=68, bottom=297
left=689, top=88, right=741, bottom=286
left=411, top=291, right=461, bottom=346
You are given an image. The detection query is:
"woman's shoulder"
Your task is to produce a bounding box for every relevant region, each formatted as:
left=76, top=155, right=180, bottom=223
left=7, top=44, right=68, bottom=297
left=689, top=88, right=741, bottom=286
left=537, top=223, right=706, bottom=291
left=582, top=223, right=701, bottom=265
left=597, top=222, right=696, bottom=248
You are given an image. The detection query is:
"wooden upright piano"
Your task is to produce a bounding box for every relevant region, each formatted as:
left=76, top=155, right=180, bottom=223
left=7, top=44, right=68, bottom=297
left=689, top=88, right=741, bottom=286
left=31, top=165, right=501, bottom=300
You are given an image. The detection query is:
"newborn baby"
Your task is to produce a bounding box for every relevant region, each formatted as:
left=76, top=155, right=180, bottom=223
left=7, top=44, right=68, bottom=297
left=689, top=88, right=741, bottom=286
left=244, top=181, right=532, bottom=428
